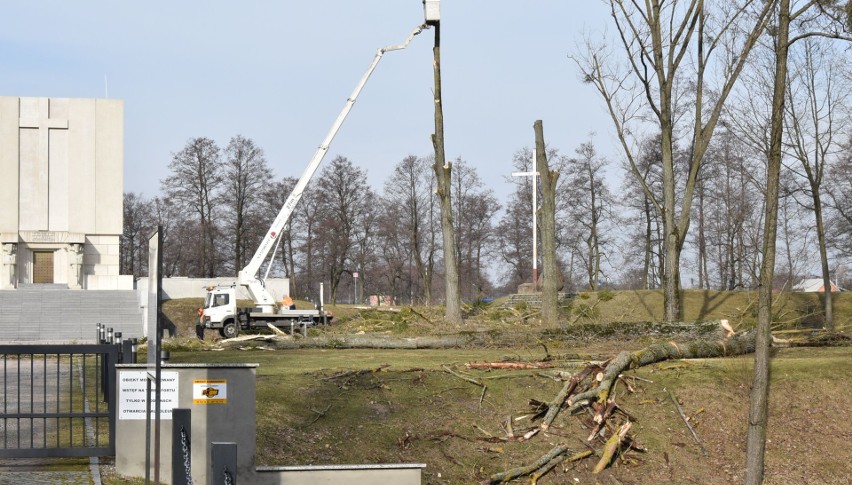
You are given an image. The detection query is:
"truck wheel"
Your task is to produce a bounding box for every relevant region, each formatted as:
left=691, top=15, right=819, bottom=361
left=221, top=321, right=239, bottom=339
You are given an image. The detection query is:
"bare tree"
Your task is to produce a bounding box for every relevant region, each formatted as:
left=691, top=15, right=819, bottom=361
left=350, top=190, right=379, bottom=304
left=563, top=139, right=615, bottom=290
left=617, top=134, right=666, bottom=289
left=161, top=137, right=224, bottom=277
left=120, top=192, right=155, bottom=278
left=450, top=159, right=498, bottom=301
left=826, top=135, right=852, bottom=258
left=495, top=187, right=534, bottom=294
left=260, top=177, right=298, bottom=295
left=699, top=125, right=763, bottom=290
left=374, top=196, right=410, bottom=303
left=746, top=2, right=850, bottom=483
left=573, top=0, right=775, bottom=321
left=152, top=196, right=194, bottom=277
left=783, top=38, right=851, bottom=330
left=381, top=155, right=439, bottom=304
left=315, top=156, right=373, bottom=305
left=222, top=135, right=272, bottom=275
left=293, top=182, right=322, bottom=300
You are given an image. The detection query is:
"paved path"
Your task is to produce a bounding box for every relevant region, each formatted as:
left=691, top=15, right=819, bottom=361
left=0, top=458, right=93, bottom=485
left=1, top=356, right=98, bottom=484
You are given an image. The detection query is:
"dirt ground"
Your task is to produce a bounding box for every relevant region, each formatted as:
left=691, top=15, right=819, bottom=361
left=166, top=342, right=851, bottom=485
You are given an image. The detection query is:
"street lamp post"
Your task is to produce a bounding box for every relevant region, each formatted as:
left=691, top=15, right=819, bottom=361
left=512, top=150, right=540, bottom=291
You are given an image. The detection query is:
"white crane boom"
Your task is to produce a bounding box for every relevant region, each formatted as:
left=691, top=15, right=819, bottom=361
left=238, top=23, right=429, bottom=312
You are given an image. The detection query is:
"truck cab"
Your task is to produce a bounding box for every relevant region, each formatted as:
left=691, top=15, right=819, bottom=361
left=203, top=285, right=240, bottom=338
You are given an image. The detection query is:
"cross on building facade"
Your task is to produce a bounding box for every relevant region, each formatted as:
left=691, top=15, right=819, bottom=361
left=0, top=96, right=129, bottom=290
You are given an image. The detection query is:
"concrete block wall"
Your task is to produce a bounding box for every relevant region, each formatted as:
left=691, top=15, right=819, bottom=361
left=136, top=277, right=290, bottom=304
left=115, top=364, right=423, bottom=485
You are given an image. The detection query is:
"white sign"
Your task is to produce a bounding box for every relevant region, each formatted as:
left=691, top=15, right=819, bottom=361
left=118, top=371, right=179, bottom=420
left=193, top=379, right=228, bottom=404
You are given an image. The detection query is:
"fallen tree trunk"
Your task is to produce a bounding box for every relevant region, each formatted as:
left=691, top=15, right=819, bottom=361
left=467, top=362, right=555, bottom=370
left=488, top=326, right=759, bottom=480
left=566, top=330, right=756, bottom=414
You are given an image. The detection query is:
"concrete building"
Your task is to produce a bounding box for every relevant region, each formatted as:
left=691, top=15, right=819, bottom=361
left=0, top=96, right=131, bottom=290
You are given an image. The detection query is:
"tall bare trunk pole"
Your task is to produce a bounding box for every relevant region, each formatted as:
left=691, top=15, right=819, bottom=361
left=430, top=21, right=462, bottom=324
left=534, top=121, right=559, bottom=323
left=746, top=1, right=788, bottom=483
left=814, top=196, right=835, bottom=330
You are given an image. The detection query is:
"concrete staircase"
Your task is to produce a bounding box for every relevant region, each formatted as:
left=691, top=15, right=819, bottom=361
left=0, top=286, right=143, bottom=342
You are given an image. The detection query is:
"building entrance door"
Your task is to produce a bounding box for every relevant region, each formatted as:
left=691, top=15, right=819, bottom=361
left=32, top=250, right=54, bottom=284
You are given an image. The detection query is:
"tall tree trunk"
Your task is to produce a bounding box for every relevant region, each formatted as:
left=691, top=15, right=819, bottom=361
left=697, top=182, right=708, bottom=289
left=746, top=1, right=789, bottom=483
left=588, top=159, right=601, bottom=290
left=534, top=121, right=560, bottom=324
left=813, top=189, right=835, bottom=330
left=431, top=22, right=462, bottom=324
left=643, top=199, right=652, bottom=290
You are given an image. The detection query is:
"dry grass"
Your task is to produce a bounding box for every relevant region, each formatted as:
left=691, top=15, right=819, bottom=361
left=163, top=345, right=851, bottom=485
left=115, top=290, right=851, bottom=484
left=161, top=290, right=852, bottom=339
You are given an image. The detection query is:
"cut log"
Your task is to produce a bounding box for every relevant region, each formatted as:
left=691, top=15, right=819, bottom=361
left=569, top=330, right=756, bottom=410
left=540, top=365, right=598, bottom=430
left=466, top=362, right=554, bottom=370
left=266, top=322, right=290, bottom=337
left=485, top=444, right=571, bottom=484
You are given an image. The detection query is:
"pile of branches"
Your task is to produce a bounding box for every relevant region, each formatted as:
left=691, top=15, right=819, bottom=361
left=480, top=324, right=758, bottom=483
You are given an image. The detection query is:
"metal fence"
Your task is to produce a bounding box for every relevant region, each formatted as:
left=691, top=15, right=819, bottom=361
left=0, top=342, right=121, bottom=458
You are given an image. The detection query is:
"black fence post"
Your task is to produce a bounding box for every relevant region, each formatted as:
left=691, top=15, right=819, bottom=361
left=101, top=327, right=113, bottom=403
left=106, top=343, right=118, bottom=452
left=172, top=409, right=192, bottom=485
left=121, top=339, right=135, bottom=364
left=114, top=332, right=122, bottom=363
left=211, top=442, right=237, bottom=485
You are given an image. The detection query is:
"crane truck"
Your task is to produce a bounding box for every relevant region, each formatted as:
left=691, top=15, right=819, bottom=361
left=202, top=18, right=433, bottom=339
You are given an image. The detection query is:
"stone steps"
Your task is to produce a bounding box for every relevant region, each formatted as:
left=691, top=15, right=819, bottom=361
left=0, top=288, right=143, bottom=342
left=503, top=292, right=576, bottom=309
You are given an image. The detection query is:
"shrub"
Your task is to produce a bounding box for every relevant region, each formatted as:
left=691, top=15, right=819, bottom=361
left=573, top=302, right=600, bottom=319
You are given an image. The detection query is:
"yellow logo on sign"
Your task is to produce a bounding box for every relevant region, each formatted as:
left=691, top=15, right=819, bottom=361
left=193, top=379, right=227, bottom=404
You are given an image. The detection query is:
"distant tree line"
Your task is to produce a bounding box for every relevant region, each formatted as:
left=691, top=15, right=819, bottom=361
left=121, top=127, right=852, bottom=305
left=121, top=5, right=852, bottom=310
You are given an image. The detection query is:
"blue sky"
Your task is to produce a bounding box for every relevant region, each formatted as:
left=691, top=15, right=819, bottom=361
left=1, top=1, right=617, bottom=202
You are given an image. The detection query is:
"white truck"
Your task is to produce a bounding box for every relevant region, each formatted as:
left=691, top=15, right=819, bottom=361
left=202, top=19, right=431, bottom=339
left=203, top=284, right=328, bottom=338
